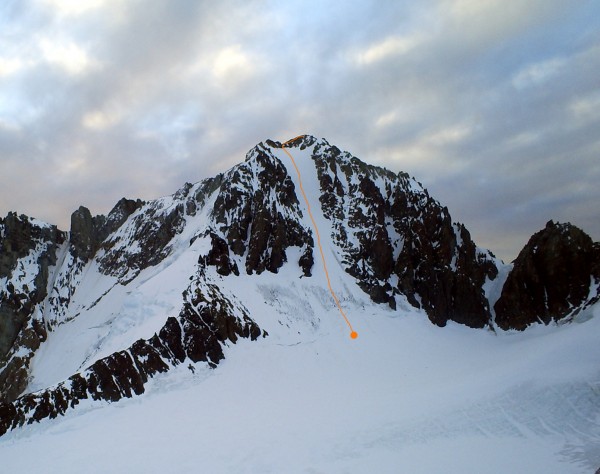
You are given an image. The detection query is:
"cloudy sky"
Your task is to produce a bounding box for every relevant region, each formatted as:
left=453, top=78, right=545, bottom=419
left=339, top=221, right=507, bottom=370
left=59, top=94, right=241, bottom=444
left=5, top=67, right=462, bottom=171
left=1, top=0, right=598, bottom=261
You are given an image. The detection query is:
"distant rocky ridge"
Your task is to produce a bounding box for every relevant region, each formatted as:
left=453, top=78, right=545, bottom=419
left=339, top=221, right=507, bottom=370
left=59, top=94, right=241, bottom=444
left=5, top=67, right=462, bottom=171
left=0, top=135, right=598, bottom=435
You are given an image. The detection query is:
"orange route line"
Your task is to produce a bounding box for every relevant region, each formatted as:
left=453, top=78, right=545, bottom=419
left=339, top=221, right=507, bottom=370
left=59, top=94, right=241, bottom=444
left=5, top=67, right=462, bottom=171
left=282, top=136, right=358, bottom=340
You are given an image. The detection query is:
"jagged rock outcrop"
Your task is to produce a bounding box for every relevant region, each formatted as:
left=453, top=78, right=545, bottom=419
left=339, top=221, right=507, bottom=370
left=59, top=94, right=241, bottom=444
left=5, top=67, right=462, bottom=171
left=0, top=276, right=263, bottom=436
left=495, top=221, right=600, bottom=330
left=69, top=206, right=103, bottom=262
left=70, top=199, right=143, bottom=263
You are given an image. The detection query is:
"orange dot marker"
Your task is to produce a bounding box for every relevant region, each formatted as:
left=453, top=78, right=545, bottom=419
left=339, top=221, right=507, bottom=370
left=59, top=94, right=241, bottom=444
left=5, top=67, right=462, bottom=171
left=282, top=136, right=358, bottom=340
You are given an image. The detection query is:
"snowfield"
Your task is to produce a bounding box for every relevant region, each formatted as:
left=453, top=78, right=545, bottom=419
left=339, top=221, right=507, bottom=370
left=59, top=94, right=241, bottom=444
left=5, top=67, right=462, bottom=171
left=0, top=267, right=598, bottom=473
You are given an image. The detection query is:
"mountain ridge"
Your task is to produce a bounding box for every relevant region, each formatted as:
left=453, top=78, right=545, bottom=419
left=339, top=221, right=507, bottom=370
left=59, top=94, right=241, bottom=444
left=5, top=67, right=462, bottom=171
left=0, top=135, right=598, bottom=436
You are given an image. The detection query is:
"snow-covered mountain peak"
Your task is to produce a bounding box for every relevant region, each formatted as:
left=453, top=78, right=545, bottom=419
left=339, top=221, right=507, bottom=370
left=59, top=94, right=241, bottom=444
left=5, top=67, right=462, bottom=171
left=0, top=137, right=599, bottom=472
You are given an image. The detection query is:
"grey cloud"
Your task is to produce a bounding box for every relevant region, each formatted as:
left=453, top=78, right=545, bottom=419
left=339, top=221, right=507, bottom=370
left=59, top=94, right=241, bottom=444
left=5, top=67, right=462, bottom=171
left=0, top=0, right=598, bottom=261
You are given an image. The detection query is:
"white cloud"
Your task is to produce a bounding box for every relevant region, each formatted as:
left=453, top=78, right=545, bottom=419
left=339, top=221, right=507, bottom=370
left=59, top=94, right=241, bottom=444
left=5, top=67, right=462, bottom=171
left=36, top=0, right=108, bottom=17
left=0, top=93, right=42, bottom=130
left=512, top=57, right=566, bottom=90
left=82, top=106, right=124, bottom=131
left=352, top=34, right=422, bottom=66
left=0, top=57, right=23, bottom=77
left=40, top=37, right=99, bottom=76
left=211, top=45, right=258, bottom=85
left=427, top=124, right=472, bottom=145
left=375, top=111, right=399, bottom=128
left=569, top=91, right=600, bottom=123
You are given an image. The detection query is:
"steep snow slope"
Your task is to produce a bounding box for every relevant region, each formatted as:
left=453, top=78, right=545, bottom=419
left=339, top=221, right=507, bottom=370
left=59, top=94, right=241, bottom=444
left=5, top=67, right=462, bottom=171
left=27, top=188, right=221, bottom=390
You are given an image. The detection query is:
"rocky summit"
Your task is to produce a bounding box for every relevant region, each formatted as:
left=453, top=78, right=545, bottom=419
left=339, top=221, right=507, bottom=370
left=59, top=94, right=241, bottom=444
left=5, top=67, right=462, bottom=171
left=495, top=220, right=600, bottom=330
left=0, top=135, right=598, bottom=436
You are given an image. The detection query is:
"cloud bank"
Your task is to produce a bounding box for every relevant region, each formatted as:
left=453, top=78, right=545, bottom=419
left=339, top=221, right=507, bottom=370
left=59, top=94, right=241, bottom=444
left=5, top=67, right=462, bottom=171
left=1, top=0, right=598, bottom=261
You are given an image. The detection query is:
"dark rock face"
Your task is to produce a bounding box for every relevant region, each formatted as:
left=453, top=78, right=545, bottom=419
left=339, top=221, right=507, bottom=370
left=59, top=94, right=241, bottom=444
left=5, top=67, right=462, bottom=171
left=0, top=213, right=65, bottom=403
left=0, top=277, right=263, bottom=436
left=200, top=231, right=240, bottom=276
left=69, top=206, right=101, bottom=262
left=209, top=146, right=314, bottom=277
left=275, top=137, right=499, bottom=328
left=495, top=221, right=600, bottom=330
